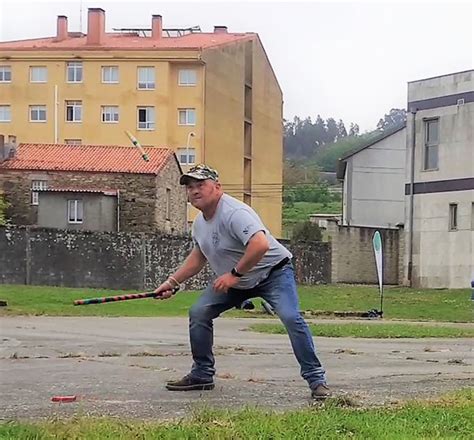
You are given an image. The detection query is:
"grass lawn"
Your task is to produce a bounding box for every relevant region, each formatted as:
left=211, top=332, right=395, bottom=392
left=283, top=201, right=341, bottom=223
left=249, top=322, right=474, bottom=338
left=282, top=201, right=341, bottom=238
left=297, top=284, right=472, bottom=322
left=0, top=284, right=470, bottom=323
left=1, top=389, right=472, bottom=439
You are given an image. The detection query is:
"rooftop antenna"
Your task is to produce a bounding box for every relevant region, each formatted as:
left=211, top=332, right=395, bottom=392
left=79, top=0, right=83, bottom=33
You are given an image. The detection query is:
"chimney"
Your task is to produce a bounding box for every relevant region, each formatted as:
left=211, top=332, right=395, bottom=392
left=87, top=8, right=105, bottom=45
left=56, top=15, right=68, bottom=42
left=0, top=135, right=4, bottom=161
left=152, top=15, right=162, bottom=40
left=7, top=135, right=17, bottom=159
left=214, top=26, right=228, bottom=34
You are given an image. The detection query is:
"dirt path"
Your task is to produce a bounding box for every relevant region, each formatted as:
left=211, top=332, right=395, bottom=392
left=0, top=316, right=472, bottom=420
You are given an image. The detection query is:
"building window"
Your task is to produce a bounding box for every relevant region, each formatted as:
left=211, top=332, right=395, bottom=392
left=178, top=108, right=196, bottom=126
left=424, top=118, right=439, bottom=170
left=178, top=69, right=197, bottom=86
left=30, top=66, right=47, bottom=83
left=101, top=106, right=119, bottom=123
left=66, top=61, right=83, bottom=83
left=29, top=105, right=47, bottom=122
left=177, top=147, right=196, bottom=165
left=68, top=200, right=83, bottom=224
left=449, top=203, right=458, bottom=231
left=137, top=106, right=155, bottom=130
left=137, top=67, right=155, bottom=89
left=166, top=188, right=171, bottom=220
left=101, top=66, right=119, bottom=83
left=0, top=105, right=11, bottom=122
left=0, top=66, right=11, bottom=82
left=66, top=100, right=82, bottom=122
left=31, top=180, right=48, bottom=205
left=65, top=139, right=82, bottom=145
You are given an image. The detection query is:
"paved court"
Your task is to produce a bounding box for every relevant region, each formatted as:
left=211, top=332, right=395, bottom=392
left=0, top=316, right=472, bottom=420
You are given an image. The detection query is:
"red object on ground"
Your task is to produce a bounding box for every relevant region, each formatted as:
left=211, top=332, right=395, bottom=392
left=51, top=395, right=77, bottom=403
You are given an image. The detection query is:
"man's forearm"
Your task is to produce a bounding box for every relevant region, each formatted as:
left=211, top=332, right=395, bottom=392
left=170, top=250, right=206, bottom=284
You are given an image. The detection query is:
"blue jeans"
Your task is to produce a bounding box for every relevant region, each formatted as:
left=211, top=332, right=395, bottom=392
left=188, top=264, right=327, bottom=390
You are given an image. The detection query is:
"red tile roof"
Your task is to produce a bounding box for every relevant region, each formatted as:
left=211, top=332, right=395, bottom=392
left=0, top=32, right=253, bottom=51
left=0, top=143, right=176, bottom=175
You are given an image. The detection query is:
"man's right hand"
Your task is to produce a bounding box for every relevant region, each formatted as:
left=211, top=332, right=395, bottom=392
left=154, top=281, right=178, bottom=300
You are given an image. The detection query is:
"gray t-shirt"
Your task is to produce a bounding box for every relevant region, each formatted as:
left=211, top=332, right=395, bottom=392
left=192, top=193, right=292, bottom=289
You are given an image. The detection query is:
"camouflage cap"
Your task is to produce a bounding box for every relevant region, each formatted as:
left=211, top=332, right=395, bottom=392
left=179, top=164, right=219, bottom=185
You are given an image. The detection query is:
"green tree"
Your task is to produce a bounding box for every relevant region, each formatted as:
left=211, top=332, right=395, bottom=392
left=291, top=180, right=331, bottom=205
left=291, top=221, right=323, bottom=242
left=377, top=108, right=407, bottom=131
left=325, top=117, right=339, bottom=144
left=283, top=116, right=320, bottom=158
left=283, top=160, right=319, bottom=185
left=348, top=122, right=360, bottom=136
left=313, top=115, right=326, bottom=147
left=313, top=132, right=380, bottom=172
left=283, top=114, right=354, bottom=160
left=336, top=119, right=347, bottom=139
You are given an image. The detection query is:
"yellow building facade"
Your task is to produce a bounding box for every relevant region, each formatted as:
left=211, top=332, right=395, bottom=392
left=0, top=8, right=283, bottom=235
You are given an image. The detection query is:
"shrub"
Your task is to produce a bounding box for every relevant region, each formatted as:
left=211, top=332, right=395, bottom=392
left=291, top=221, right=323, bottom=242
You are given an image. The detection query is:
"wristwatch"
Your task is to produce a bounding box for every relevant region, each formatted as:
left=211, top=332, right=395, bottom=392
left=231, top=267, right=244, bottom=278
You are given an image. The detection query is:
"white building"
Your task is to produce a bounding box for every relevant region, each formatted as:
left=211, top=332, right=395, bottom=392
left=405, top=70, right=473, bottom=288
left=337, top=124, right=406, bottom=228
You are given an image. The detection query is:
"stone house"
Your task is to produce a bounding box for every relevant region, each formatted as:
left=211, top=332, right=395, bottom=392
left=0, top=136, right=187, bottom=234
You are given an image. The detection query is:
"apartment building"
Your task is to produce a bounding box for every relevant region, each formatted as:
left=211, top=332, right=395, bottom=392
left=405, top=70, right=473, bottom=288
left=0, top=8, right=283, bottom=235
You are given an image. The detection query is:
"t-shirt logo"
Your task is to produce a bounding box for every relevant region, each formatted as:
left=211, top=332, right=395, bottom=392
left=212, top=231, right=220, bottom=247
left=243, top=224, right=253, bottom=235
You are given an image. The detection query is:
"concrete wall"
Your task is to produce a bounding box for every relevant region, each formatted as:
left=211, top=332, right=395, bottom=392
left=38, top=192, right=117, bottom=231
left=0, top=226, right=330, bottom=290
left=405, top=70, right=473, bottom=288
left=408, top=192, right=473, bottom=288
left=327, top=220, right=401, bottom=285
left=0, top=227, right=27, bottom=284
left=344, top=128, right=406, bottom=228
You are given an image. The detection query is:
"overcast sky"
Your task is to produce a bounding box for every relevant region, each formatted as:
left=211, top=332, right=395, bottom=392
left=0, top=0, right=472, bottom=131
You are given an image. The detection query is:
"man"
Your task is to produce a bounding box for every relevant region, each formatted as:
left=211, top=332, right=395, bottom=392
left=154, top=164, right=330, bottom=399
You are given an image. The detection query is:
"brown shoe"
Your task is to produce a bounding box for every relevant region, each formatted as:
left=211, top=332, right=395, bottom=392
left=166, top=374, right=215, bottom=391
left=311, top=383, right=331, bottom=399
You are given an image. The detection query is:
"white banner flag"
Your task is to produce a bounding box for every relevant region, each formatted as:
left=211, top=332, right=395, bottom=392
left=372, top=231, right=383, bottom=293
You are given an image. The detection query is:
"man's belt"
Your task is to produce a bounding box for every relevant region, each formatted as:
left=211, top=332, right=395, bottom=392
left=268, top=257, right=290, bottom=274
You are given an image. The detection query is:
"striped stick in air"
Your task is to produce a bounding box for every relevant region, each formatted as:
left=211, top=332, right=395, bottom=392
left=124, top=130, right=150, bottom=162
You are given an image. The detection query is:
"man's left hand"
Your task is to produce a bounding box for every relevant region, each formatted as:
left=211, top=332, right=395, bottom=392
left=213, top=273, right=240, bottom=293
